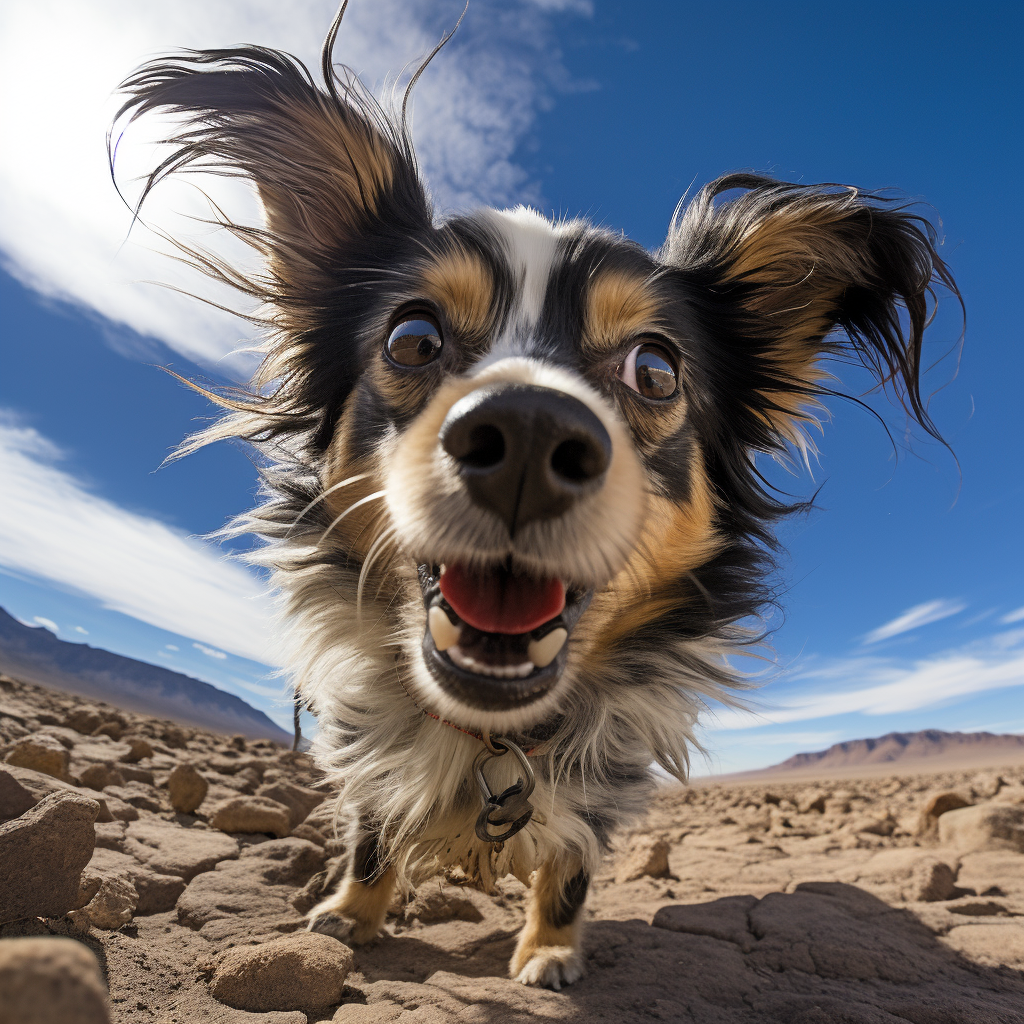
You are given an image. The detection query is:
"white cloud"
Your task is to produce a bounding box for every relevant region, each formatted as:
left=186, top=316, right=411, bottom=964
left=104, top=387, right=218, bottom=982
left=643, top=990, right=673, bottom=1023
left=0, top=413, right=277, bottom=664
left=193, top=642, right=228, bottom=661
left=0, top=1, right=587, bottom=374
left=863, top=598, right=966, bottom=644
left=1002, top=606, right=1024, bottom=625
left=165, top=644, right=179, bottom=651
left=74, top=625, right=89, bottom=634
left=33, top=616, right=59, bottom=633
left=711, top=631, right=1024, bottom=731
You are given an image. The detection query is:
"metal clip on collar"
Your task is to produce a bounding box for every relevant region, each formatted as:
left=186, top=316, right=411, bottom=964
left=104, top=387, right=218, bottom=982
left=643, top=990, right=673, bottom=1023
left=473, top=735, right=536, bottom=844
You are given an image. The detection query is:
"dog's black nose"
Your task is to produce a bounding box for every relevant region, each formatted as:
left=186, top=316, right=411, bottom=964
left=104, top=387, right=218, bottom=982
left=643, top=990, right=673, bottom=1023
left=439, top=383, right=612, bottom=535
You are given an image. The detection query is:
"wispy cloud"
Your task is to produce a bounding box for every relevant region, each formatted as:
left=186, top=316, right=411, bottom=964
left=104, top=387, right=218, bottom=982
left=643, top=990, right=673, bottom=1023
left=193, top=642, right=228, bottom=661
left=863, top=598, right=966, bottom=644
left=0, top=1, right=588, bottom=374
left=0, top=412, right=276, bottom=664
left=33, top=616, right=58, bottom=633
left=1002, top=606, right=1024, bottom=625
left=74, top=625, right=89, bottom=634
left=711, top=629, right=1024, bottom=731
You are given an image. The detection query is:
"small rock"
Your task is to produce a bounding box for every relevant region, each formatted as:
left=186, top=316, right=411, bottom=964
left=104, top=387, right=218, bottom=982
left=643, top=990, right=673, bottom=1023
left=0, top=936, right=110, bottom=1023
left=824, top=796, right=852, bottom=815
left=208, top=932, right=353, bottom=1012
left=916, top=791, right=972, bottom=836
left=167, top=763, right=209, bottom=814
left=117, top=765, right=155, bottom=786
left=939, top=804, right=1024, bottom=853
left=64, top=708, right=105, bottom=735
left=92, top=721, right=123, bottom=741
left=971, top=772, right=1005, bottom=799
left=0, top=791, right=99, bottom=924
left=70, top=873, right=138, bottom=930
left=211, top=796, right=292, bottom=838
left=908, top=859, right=959, bottom=902
left=120, top=738, right=153, bottom=764
left=78, top=762, right=125, bottom=792
left=395, top=882, right=483, bottom=926
left=83, top=847, right=187, bottom=914
left=101, top=794, right=139, bottom=822
left=614, top=835, right=672, bottom=883
left=257, top=779, right=326, bottom=829
left=230, top=734, right=248, bottom=751
left=795, top=788, right=828, bottom=814
left=93, top=821, right=127, bottom=851
left=161, top=726, right=188, bottom=749
left=291, top=823, right=326, bottom=847
left=5, top=735, right=73, bottom=782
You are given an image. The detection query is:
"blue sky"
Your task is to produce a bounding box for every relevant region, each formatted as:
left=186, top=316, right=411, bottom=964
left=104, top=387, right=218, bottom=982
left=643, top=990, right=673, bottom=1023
left=0, top=1, right=1021, bottom=765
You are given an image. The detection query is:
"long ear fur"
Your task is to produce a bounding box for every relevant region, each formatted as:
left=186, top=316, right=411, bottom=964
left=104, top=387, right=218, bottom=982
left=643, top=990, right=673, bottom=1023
left=112, top=47, right=433, bottom=454
left=663, top=173, right=961, bottom=448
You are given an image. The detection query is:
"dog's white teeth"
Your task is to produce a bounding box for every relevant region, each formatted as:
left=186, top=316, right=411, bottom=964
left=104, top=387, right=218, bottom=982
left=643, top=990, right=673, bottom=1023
left=527, top=628, right=568, bottom=668
left=447, top=646, right=534, bottom=679
left=428, top=606, right=461, bottom=651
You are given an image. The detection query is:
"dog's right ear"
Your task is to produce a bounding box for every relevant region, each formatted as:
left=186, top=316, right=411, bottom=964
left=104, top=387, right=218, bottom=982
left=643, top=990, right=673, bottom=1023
left=114, top=47, right=431, bottom=281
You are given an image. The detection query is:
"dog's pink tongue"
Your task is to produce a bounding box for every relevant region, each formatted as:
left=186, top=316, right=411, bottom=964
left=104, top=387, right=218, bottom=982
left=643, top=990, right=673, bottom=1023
left=440, top=564, right=565, bottom=635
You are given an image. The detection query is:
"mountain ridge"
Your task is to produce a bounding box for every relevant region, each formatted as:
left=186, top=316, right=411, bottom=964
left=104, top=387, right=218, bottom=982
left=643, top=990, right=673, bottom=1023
left=0, top=606, right=290, bottom=742
left=770, top=729, right=1024, bottom=772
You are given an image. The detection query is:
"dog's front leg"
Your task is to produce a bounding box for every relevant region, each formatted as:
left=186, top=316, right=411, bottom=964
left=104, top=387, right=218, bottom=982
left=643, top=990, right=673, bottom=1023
left=510, top=860, right=589, bottom=989
left=307, top=823, right=395, bottom=944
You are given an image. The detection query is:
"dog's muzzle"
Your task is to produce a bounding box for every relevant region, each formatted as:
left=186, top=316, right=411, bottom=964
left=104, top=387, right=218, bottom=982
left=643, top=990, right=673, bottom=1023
left=417, top=383, right=607, bottom=710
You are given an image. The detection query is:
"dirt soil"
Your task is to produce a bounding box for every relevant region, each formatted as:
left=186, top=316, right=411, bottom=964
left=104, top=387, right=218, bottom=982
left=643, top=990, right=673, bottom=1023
left=2, top=673, right=1023, bottom=1023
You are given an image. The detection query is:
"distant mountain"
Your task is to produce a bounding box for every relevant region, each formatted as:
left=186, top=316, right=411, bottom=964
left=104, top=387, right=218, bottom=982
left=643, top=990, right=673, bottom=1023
left=0, top=607, right=290, bottom=742
left=768, top=729, right=1024, bottom=772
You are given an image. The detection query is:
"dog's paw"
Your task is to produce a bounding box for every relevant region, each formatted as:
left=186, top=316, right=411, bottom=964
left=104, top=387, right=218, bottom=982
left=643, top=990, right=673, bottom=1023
left=306, top=912, right=379, bottom=945
left=512, top=945, right=584, bottom=990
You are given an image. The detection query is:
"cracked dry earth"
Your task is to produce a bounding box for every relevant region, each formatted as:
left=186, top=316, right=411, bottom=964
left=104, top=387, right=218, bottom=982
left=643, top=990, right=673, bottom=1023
left=2, top=675, right=1024, bottom=1023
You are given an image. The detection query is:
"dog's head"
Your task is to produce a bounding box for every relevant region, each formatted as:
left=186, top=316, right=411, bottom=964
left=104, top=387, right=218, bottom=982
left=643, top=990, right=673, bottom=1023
left=117, top=45, right=958, bottom=748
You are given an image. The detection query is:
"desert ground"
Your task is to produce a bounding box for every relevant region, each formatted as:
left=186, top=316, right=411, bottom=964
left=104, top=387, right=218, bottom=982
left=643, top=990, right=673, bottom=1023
left=2, top=673, right=1023, bottom=1024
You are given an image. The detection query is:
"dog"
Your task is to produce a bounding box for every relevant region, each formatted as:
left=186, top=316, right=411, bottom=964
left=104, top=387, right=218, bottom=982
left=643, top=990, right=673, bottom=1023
left=115, top=8, right=959, bottom=990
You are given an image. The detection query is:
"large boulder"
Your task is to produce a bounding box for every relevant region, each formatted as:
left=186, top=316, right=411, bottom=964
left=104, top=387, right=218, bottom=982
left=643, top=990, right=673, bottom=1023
left=0, top=791, right=99, bottom=924
left=939, top=803, right=1024, bottom=853
left=0, top=937, right=110, bottom=1023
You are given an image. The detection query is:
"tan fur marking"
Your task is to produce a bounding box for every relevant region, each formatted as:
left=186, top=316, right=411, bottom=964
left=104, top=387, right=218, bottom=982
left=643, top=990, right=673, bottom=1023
left=308, top=867, right=397, bottom=944
left=584, top=270, right=663, bottom=354
left=420, top=249, right=495, bottom=341
left=721, top=203, right=855, bottom=437
left=582, top=449, right=721, bottom=651
left=510, top=861, right=585, bottom=986
left=258, top=94, right=396, bottom=257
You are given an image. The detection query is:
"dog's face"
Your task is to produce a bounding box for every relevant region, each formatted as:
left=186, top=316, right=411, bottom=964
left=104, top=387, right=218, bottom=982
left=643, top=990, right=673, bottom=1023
left=119, top=48, right=956, bottom=743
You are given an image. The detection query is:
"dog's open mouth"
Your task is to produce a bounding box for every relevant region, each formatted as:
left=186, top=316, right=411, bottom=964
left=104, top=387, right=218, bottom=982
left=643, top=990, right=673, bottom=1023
left=417, top=562, right=591, bottom=711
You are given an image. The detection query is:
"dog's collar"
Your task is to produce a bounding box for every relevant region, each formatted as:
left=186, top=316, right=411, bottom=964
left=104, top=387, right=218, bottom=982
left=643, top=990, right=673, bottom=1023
left=398, top=672, right=559, bottom=756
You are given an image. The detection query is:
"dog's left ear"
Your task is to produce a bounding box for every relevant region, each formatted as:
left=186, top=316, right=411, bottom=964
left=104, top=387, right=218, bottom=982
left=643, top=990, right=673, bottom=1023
left=663, top=173, right=960, bottom=446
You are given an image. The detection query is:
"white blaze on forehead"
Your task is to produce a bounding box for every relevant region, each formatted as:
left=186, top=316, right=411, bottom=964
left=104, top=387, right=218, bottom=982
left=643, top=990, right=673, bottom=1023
left=481, top=206, right=560, bottom=327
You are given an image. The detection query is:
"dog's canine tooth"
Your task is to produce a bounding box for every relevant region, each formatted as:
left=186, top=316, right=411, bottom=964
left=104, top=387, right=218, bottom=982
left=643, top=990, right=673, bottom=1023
left=428, top=606, right=461, bottom=651
left=527, top=628, right=568, bottom=668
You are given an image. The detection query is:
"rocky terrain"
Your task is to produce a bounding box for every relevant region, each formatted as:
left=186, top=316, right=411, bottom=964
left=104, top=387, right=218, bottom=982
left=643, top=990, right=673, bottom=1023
left=2, top=672, right=1023, bottom=1023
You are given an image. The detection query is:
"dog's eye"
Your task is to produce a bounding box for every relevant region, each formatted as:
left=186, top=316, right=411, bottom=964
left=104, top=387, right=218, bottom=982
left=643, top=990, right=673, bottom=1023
left=386, top=317, right=443, bottom=367
left=618, top=341, right=678, bottom=400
